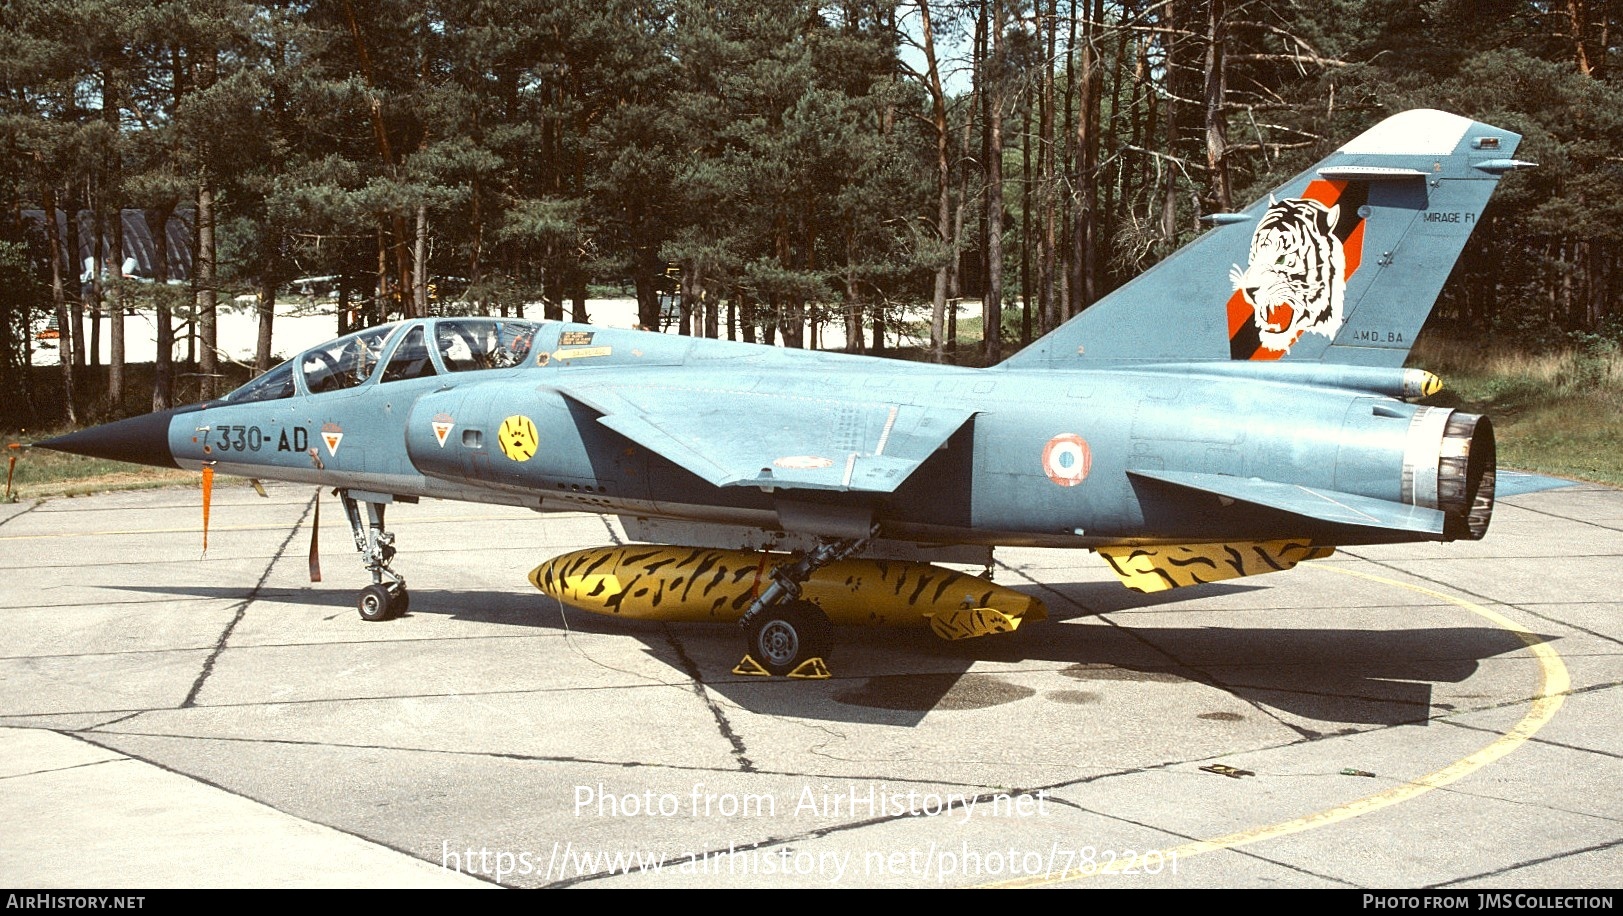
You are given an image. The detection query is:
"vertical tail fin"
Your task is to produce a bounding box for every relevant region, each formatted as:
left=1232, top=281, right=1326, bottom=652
left=1001, top=110, right=1531, bottom=369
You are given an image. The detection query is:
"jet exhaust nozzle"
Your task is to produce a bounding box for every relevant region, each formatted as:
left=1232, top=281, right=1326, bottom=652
left=1405, top=406, right=1495, bottom=541
left=1439, top=412, right=1495, bottom=541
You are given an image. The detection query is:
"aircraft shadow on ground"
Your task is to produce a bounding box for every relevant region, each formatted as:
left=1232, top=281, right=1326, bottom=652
left=688, top=620, right=1539, bottom=729
left=114, top=582, right=1546, bottom=731
left=1021, top=579, right=1264, bottom=619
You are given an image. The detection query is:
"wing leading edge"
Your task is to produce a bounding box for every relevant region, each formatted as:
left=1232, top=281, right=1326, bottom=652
left=559, top=383, right=975, bottom=494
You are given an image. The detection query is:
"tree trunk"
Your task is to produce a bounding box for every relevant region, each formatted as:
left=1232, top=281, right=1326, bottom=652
left=1071, top=0, right=1100, bottom=314
left=779, top=302, right=804, bottom=348
left=1569, top=0, right=1594, bottom=76
left=468, top=178, right=483, bottom=295
left=89, top=207, right=103, bottom=368
left=108, top=208, right=126, bottom=409
left=571, top=279, right=588, bottom=324
left=844, top=234, right=864, bottom=354
left=1161, top=0, right=1182, bottom=254
left=633, top=253, right=662, bottom=330
left=196, top=175, right=218, bottom=399
left=44, top=188, right=77, bottom=424
left=104, top=69, right=124, bottom=408
left=341, top=0, right=414, bottom=320
left=739, top=288, right=756, bottom=344
left=919, top=0, right=953, bottom=363
left=252, top=207, right=280, bottom=374
left=540, top=256, right=560, bottom=320
left=1057, top=0, right=1078, bottom=320
left=984, top=0, right=1005, bottom=364
left=1204, top=0, right=1231, bottom=211
left=64, top=195, right=85, bottom=372
left=1593, top=0, right=1610, bottom=80
left=1037, top=0, right=1056, bottom=344
left=413, top=202, right=429, bottom=316
left=950, top=76, right=976, bottom=360
left=1587, top=240, right=1605, bottom=329
left=375, top=226, right=390, bottom=327
left=678, top=262, right=697, bottom=336
left=192, top=46, right=220, bottom=398
left=148, top=204, right=176, bottom=410
left=247, top=273, right=273, bottom=378
left=338, top=272, right=353, bottom=335
left=1021, top=99, right=1033, bottom=344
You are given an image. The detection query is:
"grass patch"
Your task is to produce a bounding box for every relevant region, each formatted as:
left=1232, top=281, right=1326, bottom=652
left=1412, top=332, right=1623, bottom=486
left=4, top=436, right=196, bottom=501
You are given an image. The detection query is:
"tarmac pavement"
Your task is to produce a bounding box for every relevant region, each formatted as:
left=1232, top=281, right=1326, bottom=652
left=0, top=479, right=1618, bottom=888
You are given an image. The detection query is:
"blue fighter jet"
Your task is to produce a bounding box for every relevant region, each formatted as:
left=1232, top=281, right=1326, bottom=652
left=39, top=110, right=1531, bottom=677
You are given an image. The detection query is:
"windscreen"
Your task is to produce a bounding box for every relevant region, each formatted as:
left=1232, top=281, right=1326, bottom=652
left=220, top=360, right=296, bottom=404
left=301, top=325, right=397, bottom=393
left=432, top=319, right=542, bottom=372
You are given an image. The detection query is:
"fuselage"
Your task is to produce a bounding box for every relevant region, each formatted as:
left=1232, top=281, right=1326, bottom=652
left=99, top=317, right=1489, bottom=551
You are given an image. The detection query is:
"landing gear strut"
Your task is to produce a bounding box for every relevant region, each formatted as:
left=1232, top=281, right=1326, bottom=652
left=339, top=489, right=409, bottom=621
left=733, top=528, right=874, bottom=678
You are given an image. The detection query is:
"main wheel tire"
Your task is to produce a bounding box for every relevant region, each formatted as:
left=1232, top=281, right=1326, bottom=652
left=745, top=600, right=833, bottom=676
left=357, top=583, right=396, bottom=621
left=389, top=586, right=410, bottom=617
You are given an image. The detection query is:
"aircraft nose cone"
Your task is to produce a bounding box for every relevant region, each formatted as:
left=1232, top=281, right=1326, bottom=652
left=35, top=406, right=197, bottom=469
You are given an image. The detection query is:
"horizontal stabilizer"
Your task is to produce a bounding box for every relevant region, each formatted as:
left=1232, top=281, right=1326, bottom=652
left=561, top=383, right=974, bottom=493
left=1129, top=469, right=1446, bottom=536
left=1098, top=539, right=1334, bottom=593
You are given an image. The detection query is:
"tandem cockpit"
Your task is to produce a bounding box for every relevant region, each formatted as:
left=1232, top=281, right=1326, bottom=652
left=200, top=317, right=561, bottom=623
left=220, top=317, right=551, bottom=404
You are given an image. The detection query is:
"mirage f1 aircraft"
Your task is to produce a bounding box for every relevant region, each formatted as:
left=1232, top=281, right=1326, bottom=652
left=41, top=110, right=1529, bottom=678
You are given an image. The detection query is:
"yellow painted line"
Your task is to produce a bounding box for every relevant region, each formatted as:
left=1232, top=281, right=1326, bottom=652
left=986, top=564, right=1570, bottom=887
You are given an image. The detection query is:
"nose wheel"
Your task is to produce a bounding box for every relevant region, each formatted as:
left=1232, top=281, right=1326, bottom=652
left=339, top=490, right=410, bottom=621
left=356, top=582, right=410, bottom=621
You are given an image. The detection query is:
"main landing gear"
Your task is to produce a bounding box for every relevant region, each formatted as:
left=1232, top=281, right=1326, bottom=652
left=733, top=529, right=874, bottom=679
left=339, top=489, right=410, bottom=621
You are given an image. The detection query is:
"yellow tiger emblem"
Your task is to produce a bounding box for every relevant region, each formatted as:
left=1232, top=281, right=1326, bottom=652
left=1229, top=198, right=1345, bottom=353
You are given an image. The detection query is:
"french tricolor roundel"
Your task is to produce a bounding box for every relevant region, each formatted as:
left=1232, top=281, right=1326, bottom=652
left=1042, top=434, right=1092, bottom=487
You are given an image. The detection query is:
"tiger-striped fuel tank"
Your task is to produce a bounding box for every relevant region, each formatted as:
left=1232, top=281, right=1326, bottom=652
left=529, top=545, right=1046, bottom=637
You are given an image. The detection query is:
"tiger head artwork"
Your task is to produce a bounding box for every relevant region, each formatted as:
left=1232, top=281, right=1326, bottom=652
left=1229, top=197, right=1345, bottom=354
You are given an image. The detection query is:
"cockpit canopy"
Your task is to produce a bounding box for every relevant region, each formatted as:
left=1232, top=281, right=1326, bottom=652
left=220, top=318, right=545, bottom=404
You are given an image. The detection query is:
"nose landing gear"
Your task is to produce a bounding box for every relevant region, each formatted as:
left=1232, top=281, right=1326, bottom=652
left=339, top=489, right=410, bottom=621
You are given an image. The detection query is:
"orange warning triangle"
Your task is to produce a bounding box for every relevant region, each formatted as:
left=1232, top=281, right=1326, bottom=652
left=432, top=421, right=453, bottom=447
left=322, top=431, right=343, bottom=456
